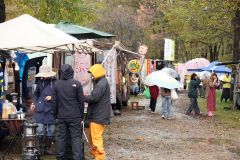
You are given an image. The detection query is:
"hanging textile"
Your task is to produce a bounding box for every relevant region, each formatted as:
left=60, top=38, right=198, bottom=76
left=0, top=66, right=4, bottom=113
left=74, top=52, right=92, bottom=96
left=103, top=48, right=117, bottom=104
left=15, top=51, right=29, bottom=80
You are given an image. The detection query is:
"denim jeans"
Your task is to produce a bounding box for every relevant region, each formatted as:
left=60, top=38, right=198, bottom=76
left=56, top=118, right=83, bottom=160
left=131, top=84, right=139, bottom=94
left=161, top=96, right=173, bottom=118
left=186, top=98, right=200, bottom=114
left=36, top=123, right=55, bottom=137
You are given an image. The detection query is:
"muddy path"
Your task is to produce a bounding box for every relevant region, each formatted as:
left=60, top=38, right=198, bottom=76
left=95, top=94, right=240, bottom=160
left=1, top=94, right=239, bottom=160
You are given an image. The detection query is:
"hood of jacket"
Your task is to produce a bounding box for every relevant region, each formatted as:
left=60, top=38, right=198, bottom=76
left=88, top=64, right=106, bottom=80
left=60, top=64, right=74, bottom=80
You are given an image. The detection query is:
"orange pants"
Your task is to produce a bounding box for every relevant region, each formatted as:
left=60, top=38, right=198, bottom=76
left=89, top=122, right=105, bottom=160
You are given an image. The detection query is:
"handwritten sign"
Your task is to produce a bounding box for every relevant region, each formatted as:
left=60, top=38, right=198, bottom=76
left=128, top=60, right=141, bottom=73
left=74, top=53, right=92, bottom=96
left=103, top=49, right=117, bottom=104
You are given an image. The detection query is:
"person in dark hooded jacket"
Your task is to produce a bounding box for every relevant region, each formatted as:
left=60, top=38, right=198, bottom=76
left=52, top=64, right=84, bottom=160
left=85, top=64, right=110, bottom=160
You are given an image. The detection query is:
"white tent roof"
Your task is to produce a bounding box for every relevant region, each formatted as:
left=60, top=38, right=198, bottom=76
left=0, top=14, right=94, bottom=53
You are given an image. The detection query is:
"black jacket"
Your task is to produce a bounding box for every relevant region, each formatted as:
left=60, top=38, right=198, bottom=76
left=85, top=77, right=111, bottom=125
left=52, top=64, right=84, bottom=119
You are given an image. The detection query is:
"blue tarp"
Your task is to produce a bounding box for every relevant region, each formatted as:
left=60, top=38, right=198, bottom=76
left=187, top=61, right=232, bottom=73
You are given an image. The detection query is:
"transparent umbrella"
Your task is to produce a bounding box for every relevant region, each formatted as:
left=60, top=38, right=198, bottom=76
left=144, top=71, right=180, bottom=89
left=161, top=68, right=179, bottom=79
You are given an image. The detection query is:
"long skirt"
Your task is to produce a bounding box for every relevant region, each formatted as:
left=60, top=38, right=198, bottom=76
left=221, top=88, right=230, bottom=100
left=207, top=88, right=216, bottom=112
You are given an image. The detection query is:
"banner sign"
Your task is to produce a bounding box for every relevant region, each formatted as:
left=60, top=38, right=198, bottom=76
left=164, top=38, right=175, bottom=61
left=128, top=59, right=141, bottom=73
left=141, top=59, right=147, bottom=82
left=138, top=45, right=148, bottom=70
left=103, top=48, right=117, bottom=104
left=146, top=59, right=151, bottom=75
left=74, top=53, right=92, bottom=96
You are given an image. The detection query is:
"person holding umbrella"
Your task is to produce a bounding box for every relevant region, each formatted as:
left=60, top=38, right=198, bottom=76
left=186, top=73, right=201, bottom=116
left=161, top=87, right=172, bottom=119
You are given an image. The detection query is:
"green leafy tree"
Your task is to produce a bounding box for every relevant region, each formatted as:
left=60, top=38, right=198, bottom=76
left=5, top=0, right=95, bottom=25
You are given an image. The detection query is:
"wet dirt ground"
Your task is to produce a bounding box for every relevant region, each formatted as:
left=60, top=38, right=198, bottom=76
left=96, top=93, right=240, bottom=160
left=1, top=93, right=240, bottom=160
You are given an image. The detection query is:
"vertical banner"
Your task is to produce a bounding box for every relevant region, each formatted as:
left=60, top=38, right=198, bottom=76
left=74, top=53, right=92, bottom=96
left=141, top=59, right=147, bottom=82
left=138, top=45, right=148, bottom=70
left=103, top=48, right=117, bottom=104
left=146, top=59, right=151, bottom=75
left=164, top=38, right=175, bottom=61
left=153, top=60, right=156, bottom=71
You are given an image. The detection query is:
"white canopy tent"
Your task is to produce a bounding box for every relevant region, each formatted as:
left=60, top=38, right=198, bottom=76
left=0, top=14, right=100, bottom=53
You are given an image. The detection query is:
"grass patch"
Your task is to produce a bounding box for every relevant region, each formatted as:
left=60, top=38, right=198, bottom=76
left=198, top=91, right=240, bottom=128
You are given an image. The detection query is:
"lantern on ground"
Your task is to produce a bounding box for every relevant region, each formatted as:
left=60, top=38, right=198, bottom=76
left=22, top=120, right=40, bottom=160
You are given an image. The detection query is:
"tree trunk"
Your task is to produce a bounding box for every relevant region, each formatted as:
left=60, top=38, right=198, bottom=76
left=209, top=45, right=214, bottom=62
left=0, top=0, right=6, bottom=23
left=232, top=9, right=240, bottom=61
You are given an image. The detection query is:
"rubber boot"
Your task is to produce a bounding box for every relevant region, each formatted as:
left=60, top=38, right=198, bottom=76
left=44, top=137, right=55, bottom=155
left=38, top=136, right=45, bottom=155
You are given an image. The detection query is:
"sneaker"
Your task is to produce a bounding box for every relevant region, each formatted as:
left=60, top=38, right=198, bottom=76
left=113, top=110, right=121, bottom=116
left=167, top=117, right=175, bottom=120
left=151, top=111, right=155, bottom=114
left=162, top=115, right=165, bottom=119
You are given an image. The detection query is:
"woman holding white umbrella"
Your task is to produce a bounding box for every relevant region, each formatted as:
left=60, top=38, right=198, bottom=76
left=144, top=71, right=180, bottom=117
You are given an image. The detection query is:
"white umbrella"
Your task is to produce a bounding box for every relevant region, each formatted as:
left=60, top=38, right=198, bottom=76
left=198, top=71, right=211, bottom=79
left=161, top=68, right=179, bottom=79
left=144, top=71, right=181, bottom=89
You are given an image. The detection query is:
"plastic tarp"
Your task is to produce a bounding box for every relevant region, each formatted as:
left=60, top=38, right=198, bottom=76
left=56, top=21, right=115, bottom=39
left=188, top=61, right=232, bottom=73
left=0, top=14, right=82, bottom=53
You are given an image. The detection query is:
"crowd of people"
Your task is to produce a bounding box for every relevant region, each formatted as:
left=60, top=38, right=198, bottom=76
left=31, top=64, right=110, bottom=160
left=186, top=72, right=231, bottom=117
left=144, top=71, right=232, bottom=119
left=29, top=62, right=233, bottom=160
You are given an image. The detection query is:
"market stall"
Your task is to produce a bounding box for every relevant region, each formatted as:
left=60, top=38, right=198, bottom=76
left=0, top=14, right=94, bottom=145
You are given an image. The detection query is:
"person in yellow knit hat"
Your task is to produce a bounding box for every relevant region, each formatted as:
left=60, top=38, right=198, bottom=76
left=221, top=72, right=231, bottom=103
left=85, top=64, right=110, bottom=160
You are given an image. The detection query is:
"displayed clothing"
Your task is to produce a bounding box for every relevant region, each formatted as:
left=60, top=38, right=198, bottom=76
left=22, top=57, right=45, bottom=100
left=4, top=61, right=15, bottom=93
left=0, top=66, right=4, bottom=113
left=15, top=51, right=29, bottom=80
